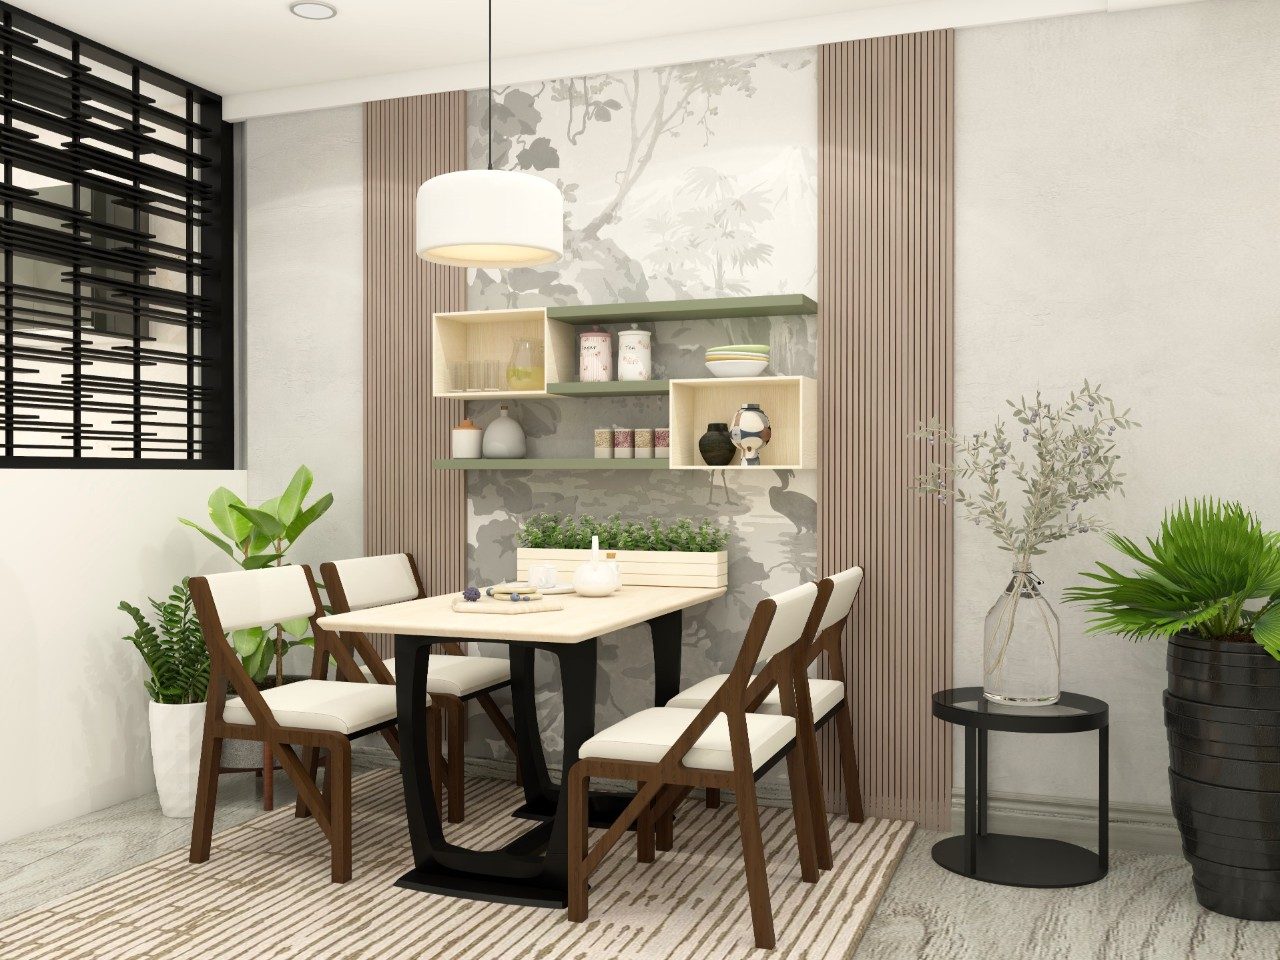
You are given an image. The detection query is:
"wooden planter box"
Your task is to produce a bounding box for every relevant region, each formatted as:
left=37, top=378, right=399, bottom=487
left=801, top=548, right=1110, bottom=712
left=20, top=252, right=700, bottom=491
left=516, top=548, right=728, bottom=589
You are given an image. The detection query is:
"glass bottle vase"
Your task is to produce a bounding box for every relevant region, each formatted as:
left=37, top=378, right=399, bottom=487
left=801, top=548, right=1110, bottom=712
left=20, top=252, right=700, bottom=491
left=982, top=567, right=1060, bottom=705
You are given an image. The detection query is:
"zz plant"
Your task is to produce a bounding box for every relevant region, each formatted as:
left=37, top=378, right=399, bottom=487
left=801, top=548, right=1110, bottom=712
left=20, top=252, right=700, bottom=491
left=180, top=465, right=333, bottom=685
left=1065, top=498, right=1280, bottom=660
left=118, top=579, right=209, bottom=705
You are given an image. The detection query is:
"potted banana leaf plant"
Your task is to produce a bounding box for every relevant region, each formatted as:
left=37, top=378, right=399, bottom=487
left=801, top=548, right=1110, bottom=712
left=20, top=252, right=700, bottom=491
left=1066, top=499, right=1280, bottom=920
left=180, top=465, right=333, bottom=771
left=119, top=580, right=209, bottom=818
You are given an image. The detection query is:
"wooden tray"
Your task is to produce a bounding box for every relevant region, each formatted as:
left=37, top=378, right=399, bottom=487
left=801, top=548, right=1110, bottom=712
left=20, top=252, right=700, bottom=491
left=451, top=597, right=564, bottom=615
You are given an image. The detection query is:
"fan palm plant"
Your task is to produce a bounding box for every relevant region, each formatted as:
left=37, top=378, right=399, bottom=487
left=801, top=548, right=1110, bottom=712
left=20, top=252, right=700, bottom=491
left=1065, top=498, right=1280, bottom=660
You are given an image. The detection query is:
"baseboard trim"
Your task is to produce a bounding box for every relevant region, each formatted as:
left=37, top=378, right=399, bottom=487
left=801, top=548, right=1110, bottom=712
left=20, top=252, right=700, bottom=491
left=950, top=789, right=1181, bottom=856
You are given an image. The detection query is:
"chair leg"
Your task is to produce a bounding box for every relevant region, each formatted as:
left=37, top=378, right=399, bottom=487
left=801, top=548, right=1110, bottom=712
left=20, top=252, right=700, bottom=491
left=733, top=769, right=776, bottom=950
left=189, top=733, right=223, bottom=864
left=294, top=747, right=320, bottom=819
left=567, top=766, right=591, bottom=923
left=262, top=741, right=274, bottom=811
left=705, top=787, right=721, bottom=809
left=329, top=740, right=352, bottom=883
left=834, top=705, right=864, bottom=823
left=801, top=724, right=833, bottom=870
left=427, top=704, right=445, bottom=817
left=447, top=700, right=466, bottom=824
left=637, top=784, right=656, bottom=864
left=784, top=746, right=820, bottom=883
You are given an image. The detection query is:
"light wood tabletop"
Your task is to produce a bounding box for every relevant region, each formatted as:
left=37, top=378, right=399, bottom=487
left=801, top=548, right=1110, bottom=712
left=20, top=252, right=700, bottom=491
left=318, top=585, right=726, bottom=644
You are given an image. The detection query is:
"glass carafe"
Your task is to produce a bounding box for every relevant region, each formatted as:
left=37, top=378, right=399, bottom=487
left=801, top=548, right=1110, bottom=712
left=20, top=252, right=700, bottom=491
left=506, top=338, right=544, bottom=391
left=982, top=566, right=1060, bottom=705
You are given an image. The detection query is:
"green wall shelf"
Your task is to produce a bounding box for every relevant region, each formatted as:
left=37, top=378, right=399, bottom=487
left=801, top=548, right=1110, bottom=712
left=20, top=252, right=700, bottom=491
left=433, top=458, right=668, bottom=471
left=546, top=380, right=669, bottom=397
left=546, top=294, right=816, bottom=325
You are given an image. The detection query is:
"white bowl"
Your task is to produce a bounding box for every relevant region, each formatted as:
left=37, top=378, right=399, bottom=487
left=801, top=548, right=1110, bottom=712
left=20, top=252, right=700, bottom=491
left=705, top=358, right=768, bottom=378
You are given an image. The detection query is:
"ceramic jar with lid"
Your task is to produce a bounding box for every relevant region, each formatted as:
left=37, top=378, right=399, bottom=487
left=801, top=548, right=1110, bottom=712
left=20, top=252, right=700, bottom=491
left=451, top=418, right=483, bottom=459
left=579, top=328, right=613, bottom=382
left=617, top=324, right=652, bottom=381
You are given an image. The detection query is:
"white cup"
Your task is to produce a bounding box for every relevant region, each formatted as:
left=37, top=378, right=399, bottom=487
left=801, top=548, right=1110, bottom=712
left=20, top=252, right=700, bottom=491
left=528, top=562, right=560, bottom=590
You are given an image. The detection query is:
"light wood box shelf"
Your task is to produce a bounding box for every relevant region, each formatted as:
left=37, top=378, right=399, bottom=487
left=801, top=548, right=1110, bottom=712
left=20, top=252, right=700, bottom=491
left=668, top=376, right=817, bottom=471
left=431, top=307, right=549, bottom=398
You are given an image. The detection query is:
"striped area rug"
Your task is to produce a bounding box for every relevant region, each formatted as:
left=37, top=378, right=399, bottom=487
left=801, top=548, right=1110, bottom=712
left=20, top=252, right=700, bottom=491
left=0, top=770, right=913, bottom=959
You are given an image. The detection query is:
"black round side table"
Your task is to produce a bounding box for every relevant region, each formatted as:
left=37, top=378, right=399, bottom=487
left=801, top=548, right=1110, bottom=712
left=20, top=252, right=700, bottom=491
left=931, top=686, right=1109, bottom=888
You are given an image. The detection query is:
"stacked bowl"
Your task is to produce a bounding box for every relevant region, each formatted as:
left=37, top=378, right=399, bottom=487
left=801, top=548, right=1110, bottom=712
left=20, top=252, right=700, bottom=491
left=705, top=343, right=770, bottom=378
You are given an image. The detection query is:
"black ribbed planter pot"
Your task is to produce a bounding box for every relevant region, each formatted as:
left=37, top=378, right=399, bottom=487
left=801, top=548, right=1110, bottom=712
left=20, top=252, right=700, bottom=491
left=1166, top=632, right=1280, bottom=921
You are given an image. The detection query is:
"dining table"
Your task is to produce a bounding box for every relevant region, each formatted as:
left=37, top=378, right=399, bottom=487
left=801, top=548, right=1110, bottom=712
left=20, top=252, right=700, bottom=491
left=317, top=584, right=725, bottom=908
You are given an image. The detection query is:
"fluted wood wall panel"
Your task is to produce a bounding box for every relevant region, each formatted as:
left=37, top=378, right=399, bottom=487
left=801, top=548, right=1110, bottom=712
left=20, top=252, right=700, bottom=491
left=818, top=32, right=954, bottom=830
left=364, top=93, right=467, bottom=657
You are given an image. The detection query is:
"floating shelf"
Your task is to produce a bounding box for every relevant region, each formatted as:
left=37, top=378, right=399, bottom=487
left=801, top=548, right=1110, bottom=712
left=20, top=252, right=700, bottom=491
left=546, top=294, right=817, bottom=325
left=669, top=376, right=818, bottom=471
left=432, top=307, right=548, bottom=397
left=433, top=458, right=669, bottom=471
left=546, top=380, right=669, bottom=398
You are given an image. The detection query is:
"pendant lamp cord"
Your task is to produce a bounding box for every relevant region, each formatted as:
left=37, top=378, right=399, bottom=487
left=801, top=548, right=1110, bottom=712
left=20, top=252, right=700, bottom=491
left=487, top=0, right=493, bottom=170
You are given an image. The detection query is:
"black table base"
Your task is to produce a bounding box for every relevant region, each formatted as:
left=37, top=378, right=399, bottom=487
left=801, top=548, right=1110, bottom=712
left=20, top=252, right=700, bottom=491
left=931, top=833, right=1106, bottom=889
left=931, top=687, right=1109, bottom=889
left=392, top=609, right=685, bottom=907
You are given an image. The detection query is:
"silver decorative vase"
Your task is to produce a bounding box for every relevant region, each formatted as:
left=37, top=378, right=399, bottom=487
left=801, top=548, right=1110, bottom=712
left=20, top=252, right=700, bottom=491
left=982, top=567, right=1060, bottom=705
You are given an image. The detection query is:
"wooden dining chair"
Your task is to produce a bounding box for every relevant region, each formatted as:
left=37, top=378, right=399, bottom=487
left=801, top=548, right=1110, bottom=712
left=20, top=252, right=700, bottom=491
left=567, top=581, right=829, bottom=950
left=320, top=552, right=520, bottom=823
left=188, top=564, right=400, bottom=883
left=670, top=567, right=866, bottom=866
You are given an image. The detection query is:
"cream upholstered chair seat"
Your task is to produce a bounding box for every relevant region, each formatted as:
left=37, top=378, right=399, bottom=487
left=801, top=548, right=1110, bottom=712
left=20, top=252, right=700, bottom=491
left=364, top=654, right=511, bottom=698
left=223, top=679, right=398, bottom=736
left=668, top=675, right=845, bottom=719
left=579, top=707, right=796, bottom=773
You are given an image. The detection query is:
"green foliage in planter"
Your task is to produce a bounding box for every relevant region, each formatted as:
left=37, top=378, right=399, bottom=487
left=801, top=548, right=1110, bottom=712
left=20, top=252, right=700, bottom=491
left=180, top=465, right=333, bottom=684
left=119, top=579, right=209, bottom=705
left=1065, top=498, right=1280, bottom=661
left=517, top=513, right=729, bottom=553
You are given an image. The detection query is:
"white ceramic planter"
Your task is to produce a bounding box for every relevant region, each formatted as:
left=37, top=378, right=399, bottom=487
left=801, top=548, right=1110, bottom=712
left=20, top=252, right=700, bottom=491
left=149, top=700, right=206, bottom=819
left=517, top=548, right=728, bottom=589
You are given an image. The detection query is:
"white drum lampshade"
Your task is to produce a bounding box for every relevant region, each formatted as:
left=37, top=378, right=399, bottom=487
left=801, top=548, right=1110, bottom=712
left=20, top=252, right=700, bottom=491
left=415, top=169, right=563, bottom=269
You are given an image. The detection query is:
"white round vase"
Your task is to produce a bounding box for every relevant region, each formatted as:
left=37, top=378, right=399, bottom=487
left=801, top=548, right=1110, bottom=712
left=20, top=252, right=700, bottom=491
left=482, top=404, right=527, bottom=458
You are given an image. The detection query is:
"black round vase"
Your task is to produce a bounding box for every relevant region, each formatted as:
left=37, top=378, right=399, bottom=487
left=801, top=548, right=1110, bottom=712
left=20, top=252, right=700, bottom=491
left=698, top=422, right=735, bottom=467
left=1165, top=632, right=1280, bottom=920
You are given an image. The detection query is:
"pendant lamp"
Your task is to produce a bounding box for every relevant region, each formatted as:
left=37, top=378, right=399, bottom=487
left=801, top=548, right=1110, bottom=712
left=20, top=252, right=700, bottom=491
left=415, top=1, right=563, bottom=269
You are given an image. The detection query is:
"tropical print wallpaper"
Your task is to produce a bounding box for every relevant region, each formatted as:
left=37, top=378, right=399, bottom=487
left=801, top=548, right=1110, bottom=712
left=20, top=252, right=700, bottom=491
left=463, top=51, right=818, bottom=767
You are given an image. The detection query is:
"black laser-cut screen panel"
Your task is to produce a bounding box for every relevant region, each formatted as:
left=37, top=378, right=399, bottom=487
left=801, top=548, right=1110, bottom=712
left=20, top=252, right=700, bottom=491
left=0, top=2, right=234, bottom=467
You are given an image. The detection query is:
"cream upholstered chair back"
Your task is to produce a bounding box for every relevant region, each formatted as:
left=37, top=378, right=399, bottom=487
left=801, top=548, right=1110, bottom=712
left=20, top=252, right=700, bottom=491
left=755, top=581, right=820, bottom=664
left=325, top=554, right=420, bottom=611
left=818, top=566, right=864, bottom=634
left=202, top=564, right=318, bottom=632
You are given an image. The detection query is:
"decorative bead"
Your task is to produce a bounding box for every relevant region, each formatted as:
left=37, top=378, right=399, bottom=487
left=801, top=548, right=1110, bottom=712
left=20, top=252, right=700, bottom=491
left=463, top=586, right=481, bottom=602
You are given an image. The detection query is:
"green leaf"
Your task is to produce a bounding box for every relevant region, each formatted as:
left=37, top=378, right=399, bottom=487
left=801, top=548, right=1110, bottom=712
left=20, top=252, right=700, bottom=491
left=208, top=487, right=252, bottom=542
left=179, top=517, right=234, bottom=559
left=1253, top=604, right=1280, bottom=661
left=284, top=492, right=333, bottom=544
left=240, top=552, right=284, bottom=571
left=276, top=466, right=314, bottom=527
left=231, top=627, right=267, bottom=658
left=279, top=616, right=311, bottom=638
left=229, top=504, right=285, bottom=541
left=242, top=643, right=271, bottom=683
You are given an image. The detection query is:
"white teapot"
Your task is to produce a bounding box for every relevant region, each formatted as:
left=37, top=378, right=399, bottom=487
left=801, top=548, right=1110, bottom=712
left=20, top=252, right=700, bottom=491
left=572, top=536, right=621, bottom=597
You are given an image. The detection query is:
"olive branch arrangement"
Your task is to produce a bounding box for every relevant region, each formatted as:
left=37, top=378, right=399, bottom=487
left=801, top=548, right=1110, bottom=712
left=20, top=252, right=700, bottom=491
left=912, top=380, right=1138, bottom=567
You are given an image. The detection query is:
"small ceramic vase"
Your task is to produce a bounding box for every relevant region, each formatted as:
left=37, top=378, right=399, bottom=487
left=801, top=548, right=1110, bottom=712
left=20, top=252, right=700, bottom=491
left=617, top=325, right=652, bottom=381
left=579, top=328, right=613, bottom=382
left=698, top=422, right=735, bottom=467
left=572, top=536, right=622, bottom=597
left=654, top=427, right=670, bottom=459
left=481, top=404, right=526, bottom=458
left=634, top=428, right=653, bottom=459
left=730, top=403, right=771, bottom=466
left=451, top=418, right=482, bottom=458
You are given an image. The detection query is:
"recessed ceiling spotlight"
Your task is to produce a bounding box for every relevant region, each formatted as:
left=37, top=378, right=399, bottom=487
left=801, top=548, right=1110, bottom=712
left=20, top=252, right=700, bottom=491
left=289, top=1, right=337, bottom=20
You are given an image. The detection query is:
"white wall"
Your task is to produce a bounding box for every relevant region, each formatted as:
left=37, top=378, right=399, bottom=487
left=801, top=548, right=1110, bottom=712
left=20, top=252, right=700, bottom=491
left=0, top=470, right=246, bottom=843
left=242, top=105, right=365, bottom=569
left=954, top=0, right=1280, bottom=808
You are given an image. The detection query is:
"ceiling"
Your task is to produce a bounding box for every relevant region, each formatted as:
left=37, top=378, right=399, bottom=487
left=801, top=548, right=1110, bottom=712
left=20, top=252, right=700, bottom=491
left=16, top=0, right=1204, bottom=119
